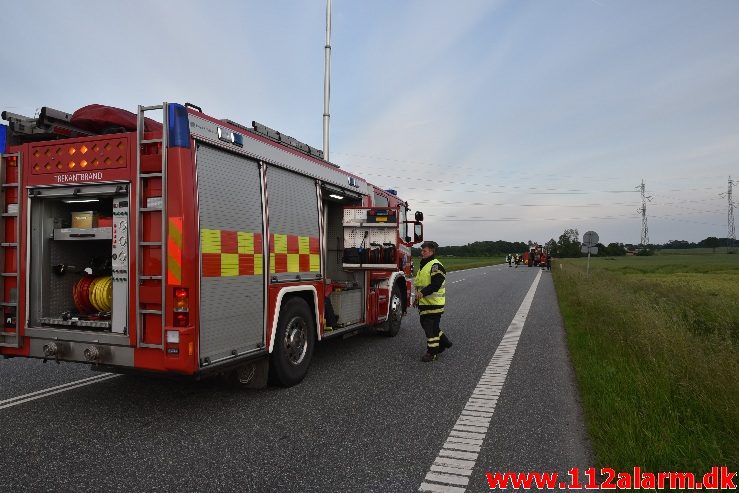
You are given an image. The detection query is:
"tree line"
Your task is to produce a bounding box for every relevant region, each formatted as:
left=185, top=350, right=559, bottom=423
left=413, top=230, right=734, bottom=258
left=544, top=230, right=735, bottom=257
left=412, top=240, right=528, bottom=257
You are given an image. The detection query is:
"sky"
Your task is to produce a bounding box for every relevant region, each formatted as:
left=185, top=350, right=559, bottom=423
left=2, top=0, right=738, bottom=247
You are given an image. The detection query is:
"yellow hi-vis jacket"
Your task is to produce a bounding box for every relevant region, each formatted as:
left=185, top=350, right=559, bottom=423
left=416, top=258, right=446, bottom=314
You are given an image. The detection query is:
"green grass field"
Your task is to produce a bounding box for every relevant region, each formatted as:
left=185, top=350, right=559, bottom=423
left=438, top=256, right=504, bottom=272
left=412, top=256, right=504, bottom=275
left=657, top=247, right=736, bottom=255
left=552, top=253, right=739, bottom=472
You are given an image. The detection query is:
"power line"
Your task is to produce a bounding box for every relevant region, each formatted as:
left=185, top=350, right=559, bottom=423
left=334, top=151, right=734, bottom=187
left=426, top=210, right=722, bottom=227
left=363, top=172, right=642, bottom=194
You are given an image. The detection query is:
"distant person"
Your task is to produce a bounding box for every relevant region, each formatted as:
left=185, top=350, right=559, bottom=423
left=546, top=254, right=552, bottom=271
left=414, top=241, right=452, bottom=362
left=514, top=254, right=520, bottom=268
left=506, top=254, right=512, bottom=267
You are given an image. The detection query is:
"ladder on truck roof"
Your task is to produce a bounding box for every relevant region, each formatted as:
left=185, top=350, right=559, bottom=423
left=1, top=107, right=94, bottom=142
left=135, top=104, right=169, bottom=349
left=0, top=151, right=22, bottom=348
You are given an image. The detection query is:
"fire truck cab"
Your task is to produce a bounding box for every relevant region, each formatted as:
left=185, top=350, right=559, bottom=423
left=0, top=102, right=423, bottom=386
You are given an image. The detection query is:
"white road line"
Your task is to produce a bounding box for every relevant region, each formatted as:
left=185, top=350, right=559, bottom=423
left=419, top=269, right=542, bottom=492
left=0, top=373, right=120, bottom=410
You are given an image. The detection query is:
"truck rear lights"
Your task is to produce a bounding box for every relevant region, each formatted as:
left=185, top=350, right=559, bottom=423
left=173, top=286, right=189, bottom=326
left=174, top=312, right=189, bottom=327
left=173, top=287, right=189, bottom=312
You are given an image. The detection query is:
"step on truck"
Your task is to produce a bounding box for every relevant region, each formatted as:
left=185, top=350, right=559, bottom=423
left=0, top=102, right=424, bottom=386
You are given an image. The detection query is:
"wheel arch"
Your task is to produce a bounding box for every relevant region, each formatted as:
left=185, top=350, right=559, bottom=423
left=268, top=286, right=320, bottom=354
left=386, top=272, right=407, bottom=318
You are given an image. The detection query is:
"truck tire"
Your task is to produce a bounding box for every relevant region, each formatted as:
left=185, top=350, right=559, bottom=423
left=382, top=285, right=404, bottom=337
left=270, top=297, right=315, bottom=387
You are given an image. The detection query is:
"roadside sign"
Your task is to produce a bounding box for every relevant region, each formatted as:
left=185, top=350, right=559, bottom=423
left=583, top=231, right=599, bottom=247
left=582, top=231, right=599, bottom=278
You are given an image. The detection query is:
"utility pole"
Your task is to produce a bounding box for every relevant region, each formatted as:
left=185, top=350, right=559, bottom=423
left=636, top=179, right=652, bottom=247
left=322, top=0, right=332, bottom=161
left=720, top=176, right=736, bottom=252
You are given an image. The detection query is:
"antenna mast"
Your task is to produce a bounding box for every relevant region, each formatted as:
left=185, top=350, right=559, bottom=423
left=322, top=0, right=332, bottom=161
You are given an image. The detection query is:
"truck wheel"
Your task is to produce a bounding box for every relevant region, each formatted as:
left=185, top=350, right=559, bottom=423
left=382, top=285, right=404, bottom=337
left=270, top=297, right=315, bottom=387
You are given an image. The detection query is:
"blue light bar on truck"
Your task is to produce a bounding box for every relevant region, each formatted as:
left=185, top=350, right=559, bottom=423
left=0, top=124, right=7, bottom=154
left=168, top=103, right=190, bottom=148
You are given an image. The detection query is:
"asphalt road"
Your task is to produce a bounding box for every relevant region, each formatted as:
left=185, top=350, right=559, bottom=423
left=0, top=264, right=592, bottom=492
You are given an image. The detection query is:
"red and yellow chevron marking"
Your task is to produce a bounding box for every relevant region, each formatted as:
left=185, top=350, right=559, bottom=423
left=201, top=228, right=263, bottom=277
left=168, top=217, right=183, bottom=285
left=269, top=233, right=320, bottom=273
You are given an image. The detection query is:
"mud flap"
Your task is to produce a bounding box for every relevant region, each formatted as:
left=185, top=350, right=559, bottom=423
left=233, top=358, right=270, bottom=389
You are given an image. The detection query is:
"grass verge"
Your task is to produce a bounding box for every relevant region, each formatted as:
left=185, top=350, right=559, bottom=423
left=552, top=255, right=739, bottom=472
left=439, top=256, right=504, bottom=272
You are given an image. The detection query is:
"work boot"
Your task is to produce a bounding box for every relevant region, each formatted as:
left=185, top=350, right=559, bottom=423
left=437, top=334, right=452, bottom=354
left=421, top=352, right=437, bottom=362
left=440, top=333, right=453, bottom=350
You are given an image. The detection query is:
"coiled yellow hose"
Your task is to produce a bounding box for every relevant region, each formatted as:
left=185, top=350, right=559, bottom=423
left=88, top=276, right=112, bottom=312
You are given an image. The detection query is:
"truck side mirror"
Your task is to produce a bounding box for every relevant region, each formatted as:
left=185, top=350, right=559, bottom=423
left=415, top=211, right=424, bottom=221
left=414, top=222, right=423, bottom=243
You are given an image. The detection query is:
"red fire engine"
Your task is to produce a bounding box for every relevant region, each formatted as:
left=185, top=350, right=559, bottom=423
left=0, top=103, right=423, bottom=386
left=522, top=244, right=547, bottom=267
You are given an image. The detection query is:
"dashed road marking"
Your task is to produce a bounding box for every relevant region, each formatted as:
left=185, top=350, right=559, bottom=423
left=419, top=269, right=542, bottom=492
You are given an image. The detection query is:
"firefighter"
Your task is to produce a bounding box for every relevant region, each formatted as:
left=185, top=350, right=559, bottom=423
left=506, top=253, right=512, bottom=267
left=415, top=241, right=452, bottom=362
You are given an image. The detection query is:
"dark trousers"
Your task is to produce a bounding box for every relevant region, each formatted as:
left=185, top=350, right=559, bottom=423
left=420, top=313, right=449, bottom=354
left=324, top=296, right=337, bottom=327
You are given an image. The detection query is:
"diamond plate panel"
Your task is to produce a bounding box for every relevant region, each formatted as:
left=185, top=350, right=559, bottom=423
left=29, top=137, right=128, bottom=174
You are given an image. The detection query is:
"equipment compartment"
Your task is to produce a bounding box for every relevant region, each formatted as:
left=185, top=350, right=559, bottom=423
left=328, top=288, right=363, bottom=327
left=342, top=207, right=399, bottom=270
left=28, top=184, right=129, bottom=333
